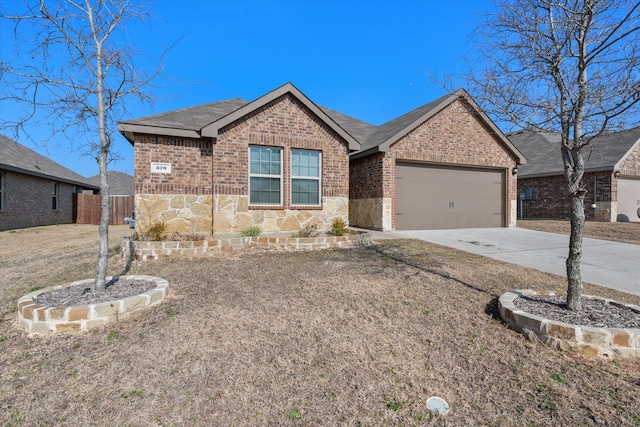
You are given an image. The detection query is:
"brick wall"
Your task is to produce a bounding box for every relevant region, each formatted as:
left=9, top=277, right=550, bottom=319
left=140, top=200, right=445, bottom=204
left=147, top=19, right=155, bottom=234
left=133, top=136, right=213, bottom=195
left=131, top=94, right=351, bottom=233
left=349, top=98, right=519, bottom=230
left=0, top=170, right=76, bottom=231
left=215, top=94, right=349, bottom=202
left=349, top=153, right=384, bottom=200
left=517, top=171, right=613, bottom=221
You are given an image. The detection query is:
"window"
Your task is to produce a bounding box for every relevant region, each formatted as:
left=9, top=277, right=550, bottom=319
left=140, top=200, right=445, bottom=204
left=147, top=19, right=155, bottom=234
left=52, top=182, right=59, bottom=210
left=249, top=146, right=282, bottom=205
left=291, top=150, right=321, bottom=206
left=0, top=173, right=4, bottom=210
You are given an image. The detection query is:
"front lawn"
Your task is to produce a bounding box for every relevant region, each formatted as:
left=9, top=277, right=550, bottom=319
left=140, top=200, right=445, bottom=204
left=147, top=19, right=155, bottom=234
left=1, top=225, right=638, bottom=426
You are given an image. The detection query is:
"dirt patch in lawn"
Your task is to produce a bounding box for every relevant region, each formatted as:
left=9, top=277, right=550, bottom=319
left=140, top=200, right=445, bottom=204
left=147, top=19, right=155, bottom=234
left=1, top=225, right=640, bottom=426
left=519, top=220, right=640, bottom=245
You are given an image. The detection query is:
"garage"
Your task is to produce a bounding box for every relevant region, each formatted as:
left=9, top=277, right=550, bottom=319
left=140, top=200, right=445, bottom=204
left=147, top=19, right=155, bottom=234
left=395, top=162, right=504, bottom=230
left=616, top=178, right=640, bottom=222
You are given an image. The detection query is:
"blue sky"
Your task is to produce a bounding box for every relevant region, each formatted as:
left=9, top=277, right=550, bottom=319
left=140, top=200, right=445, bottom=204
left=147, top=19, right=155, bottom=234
left=1, top=0, right=492, bottom=178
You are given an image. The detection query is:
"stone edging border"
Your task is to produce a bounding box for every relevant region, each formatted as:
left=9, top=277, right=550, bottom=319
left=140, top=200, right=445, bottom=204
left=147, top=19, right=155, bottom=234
left=17, top=275, right=169, bottom=335
left=123, top=231, right=372, bottom=261
left=498, top=290, right=640, bottom=359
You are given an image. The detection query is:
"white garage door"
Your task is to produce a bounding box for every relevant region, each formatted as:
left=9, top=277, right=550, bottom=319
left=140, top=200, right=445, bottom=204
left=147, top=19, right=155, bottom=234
left=395, top=162, right=504, bottom=230
left=617, top=178, right=640, bottom=222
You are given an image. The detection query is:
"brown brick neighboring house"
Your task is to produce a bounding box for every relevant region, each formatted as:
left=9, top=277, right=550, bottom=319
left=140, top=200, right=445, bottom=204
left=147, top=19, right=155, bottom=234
left=0, top=134, right=99, bottom=231
left=509, top=128, right=640, bottom=222
left=118, top=83, right=525, bottom=234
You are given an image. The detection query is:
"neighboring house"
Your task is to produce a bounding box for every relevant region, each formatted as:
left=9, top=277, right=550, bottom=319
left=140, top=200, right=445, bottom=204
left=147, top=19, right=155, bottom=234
left=118, top=82, right=525, bottom=234
left=509, top=128, right=640, bottom=222
left=0, top=134, right=99, bottom=231
left=88, top=171, right=134, bottom=195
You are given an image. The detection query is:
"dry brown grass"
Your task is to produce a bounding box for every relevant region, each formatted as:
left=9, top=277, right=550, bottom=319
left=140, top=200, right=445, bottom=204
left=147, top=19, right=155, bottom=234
left=1, top=224, right=639, bottom=426
left=519, top=220, right=640, bottom=245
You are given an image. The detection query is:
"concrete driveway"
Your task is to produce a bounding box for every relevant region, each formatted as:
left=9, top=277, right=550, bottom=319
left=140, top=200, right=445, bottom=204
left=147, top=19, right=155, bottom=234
left=393, top=228, right=640, bottom=296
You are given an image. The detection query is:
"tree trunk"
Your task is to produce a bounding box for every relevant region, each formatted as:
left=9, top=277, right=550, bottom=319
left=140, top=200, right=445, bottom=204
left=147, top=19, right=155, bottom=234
left=566, top=190, right=586, bottom=310
left=94, top=152, right=110, bottom=291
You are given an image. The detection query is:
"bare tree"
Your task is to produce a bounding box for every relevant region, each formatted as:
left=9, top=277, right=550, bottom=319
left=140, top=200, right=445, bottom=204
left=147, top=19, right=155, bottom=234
left=1, top=0, right=162, bottom=290
left=456, top=0, right=640, bottom=310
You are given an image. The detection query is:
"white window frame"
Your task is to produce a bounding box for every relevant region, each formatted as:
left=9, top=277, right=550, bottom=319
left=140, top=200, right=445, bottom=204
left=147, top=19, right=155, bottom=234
left=248, top=146, right=283, bottom=206
left=290, top=149, right=322, bottom=207
left=52, top=182, right=59, bottom=210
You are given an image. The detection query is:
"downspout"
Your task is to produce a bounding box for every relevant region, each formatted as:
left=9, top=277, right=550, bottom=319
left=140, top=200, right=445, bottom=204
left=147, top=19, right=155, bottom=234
left=211, top=138, right=215, bottom=236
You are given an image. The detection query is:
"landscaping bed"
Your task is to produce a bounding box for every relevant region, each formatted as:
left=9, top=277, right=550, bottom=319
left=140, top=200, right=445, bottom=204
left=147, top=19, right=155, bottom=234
left=123, top=230, right=372, bottom=260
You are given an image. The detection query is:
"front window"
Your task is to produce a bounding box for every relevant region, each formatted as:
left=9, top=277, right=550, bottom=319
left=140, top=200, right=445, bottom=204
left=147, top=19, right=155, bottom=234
left=249, top=146, right=282, bottom=205
left=291, top=150, right=321, bottom=206
left=52, top=182, right=59, bottom=210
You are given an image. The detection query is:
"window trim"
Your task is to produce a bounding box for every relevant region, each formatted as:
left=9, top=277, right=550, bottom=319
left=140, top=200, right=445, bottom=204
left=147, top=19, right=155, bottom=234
left=52, top=182, right=59, bottom=210
left=248, top=145, right=283, bottom=206
left=290, top=149, right=322, bottom=207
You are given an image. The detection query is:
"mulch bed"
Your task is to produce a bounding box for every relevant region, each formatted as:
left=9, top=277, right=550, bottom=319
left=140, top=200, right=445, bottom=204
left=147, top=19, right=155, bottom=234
left=514, top=294, right=640, bottom=328
left=33, top=279, right=156, bottom=307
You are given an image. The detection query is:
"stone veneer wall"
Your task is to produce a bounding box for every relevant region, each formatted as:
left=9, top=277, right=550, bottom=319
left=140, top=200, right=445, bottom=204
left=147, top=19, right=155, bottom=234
left=136, top=194, right=348, bottom=234
left=349, top=197, right=392, bottom=231
left=124, top=231, right=372, bottom=261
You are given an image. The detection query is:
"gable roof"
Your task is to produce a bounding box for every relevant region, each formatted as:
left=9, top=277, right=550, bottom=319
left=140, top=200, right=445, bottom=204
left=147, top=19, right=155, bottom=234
left=508, top=127, right=640, bottom=178
left=350, top=89, right=526, bottom=164
left=87, top=171, right=134, bottom=195
left=119, top=83, right=360, bottom=151
left=118, top=84, right=525, bottom=164
left=0, top=134, right=98, bottom=189
left=119, top=98, right=248, bottom=139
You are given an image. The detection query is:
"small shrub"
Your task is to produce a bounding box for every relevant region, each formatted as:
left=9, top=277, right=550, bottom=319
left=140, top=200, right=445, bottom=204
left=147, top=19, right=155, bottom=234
left=330, top=218, right=347, bottom=236
left=240, top=226, right=262, bottom=237
left=296, top=223, right=319, bottom=238
left=145, top=221, right=167, bottom=241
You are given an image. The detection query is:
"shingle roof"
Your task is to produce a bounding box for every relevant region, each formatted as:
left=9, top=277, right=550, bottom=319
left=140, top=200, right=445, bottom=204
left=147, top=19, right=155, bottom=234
left=508, top=127, right=640, bottom=177
left=121, top=98, right=248, bottom=131
left=118, top=84, right=525, bottom=163
left=119, top=83, right=361, bottom=151
left=0, top=134, right=98, bottom=188
left=87, top=171, right=134, bottom=195
left=359, top=93, right=453, bottom=152
left=317, top=106, right=378, bottom=143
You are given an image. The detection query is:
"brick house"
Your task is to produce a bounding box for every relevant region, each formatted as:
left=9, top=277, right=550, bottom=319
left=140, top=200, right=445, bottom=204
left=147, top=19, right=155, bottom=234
left=349, top=90, right=525, bottom=230
left=0, top=134, right=99, bottom=231
left=118, top=83, right=525, bottom=234
left=509, top=128, right=640, bottom=222
left=118, top=83, right=359, bottom=234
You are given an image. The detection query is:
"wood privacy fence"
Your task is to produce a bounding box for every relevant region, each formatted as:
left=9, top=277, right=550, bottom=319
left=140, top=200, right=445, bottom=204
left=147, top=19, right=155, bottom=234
left=74, top=194, right=135, bottom=225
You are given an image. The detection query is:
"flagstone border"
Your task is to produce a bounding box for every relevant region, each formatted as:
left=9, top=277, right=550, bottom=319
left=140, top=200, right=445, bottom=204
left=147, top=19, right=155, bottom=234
left=17, top=275, right=168, bottom=335
left=499, top=290, right=640, bottom=359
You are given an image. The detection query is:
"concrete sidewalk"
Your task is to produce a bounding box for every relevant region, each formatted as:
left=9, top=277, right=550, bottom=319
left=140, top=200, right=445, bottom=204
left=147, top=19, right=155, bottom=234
left=385, top=228, right=640, bottom=296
